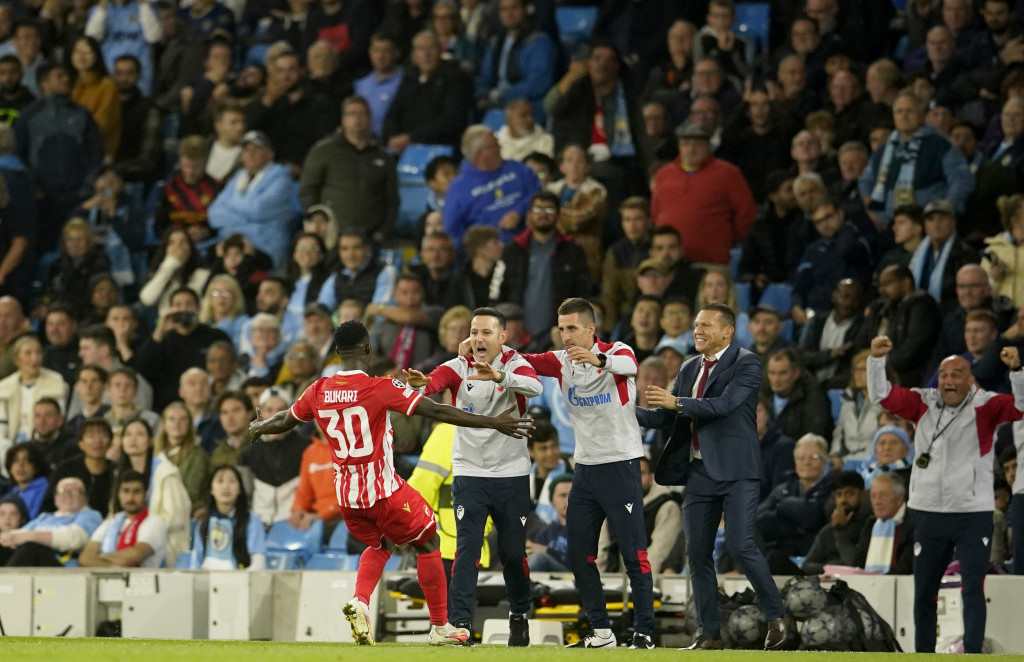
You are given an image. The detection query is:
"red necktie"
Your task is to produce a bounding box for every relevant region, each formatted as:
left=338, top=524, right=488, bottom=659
left=692, top=358, right=717, bottom=452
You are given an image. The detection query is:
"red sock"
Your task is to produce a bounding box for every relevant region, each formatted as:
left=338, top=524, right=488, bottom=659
left=354, top=546, right=391, bottom=604
left=417, top=550, right=447, bottom=626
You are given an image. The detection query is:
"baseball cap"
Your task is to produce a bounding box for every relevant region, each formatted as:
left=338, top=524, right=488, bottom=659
left=674, top=121, right=712, bottom=141
left=922, top=199, right=955, bottom=217
left=636, top=258, right=671, bottom=276
left=749, top=304, right=782, bottom=320
left=241, top=130, right=273, bottom=150
left=303, top=302, right=332, bottom=319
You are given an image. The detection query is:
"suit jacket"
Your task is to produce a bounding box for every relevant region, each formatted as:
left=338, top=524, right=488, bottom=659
left=637, top=342, right=762, bottom=486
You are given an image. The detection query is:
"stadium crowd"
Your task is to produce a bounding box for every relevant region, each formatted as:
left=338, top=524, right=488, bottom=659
left=0, top=0, right=1020, bottom=641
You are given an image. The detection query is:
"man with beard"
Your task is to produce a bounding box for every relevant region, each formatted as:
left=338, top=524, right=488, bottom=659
left=79, top=470, right=167, bottom=567
left=499, top=192, right=591, bottom=351
left=0, top=55, right=33, bottom=125
left=113, top=55, right=161, bottom=182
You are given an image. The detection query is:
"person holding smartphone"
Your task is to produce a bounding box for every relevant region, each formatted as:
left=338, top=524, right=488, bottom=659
left=135, top=287, right=231, bottom=410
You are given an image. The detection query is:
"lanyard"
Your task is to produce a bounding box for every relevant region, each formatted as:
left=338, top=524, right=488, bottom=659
left=922, top=389, right=975, bottom=457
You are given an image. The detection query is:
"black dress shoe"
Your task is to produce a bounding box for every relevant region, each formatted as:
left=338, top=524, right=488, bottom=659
left=680, top=635, right=725, bottom=650
left=764, top=617, right=787, bottom=650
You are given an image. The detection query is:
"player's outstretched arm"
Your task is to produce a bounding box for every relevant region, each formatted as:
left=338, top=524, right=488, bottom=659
left=248, top=407, right=302, bottom=442
left=416, top=399, right=534, bottom=439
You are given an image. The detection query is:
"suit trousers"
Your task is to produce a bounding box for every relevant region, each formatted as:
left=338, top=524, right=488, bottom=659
left=448, top=475, right=532, bottom=626
left=912, top=510, right=992, bottom=654
left=683, top=460, right=785, bottom=638
left=567, top=460, right=655, bottom=634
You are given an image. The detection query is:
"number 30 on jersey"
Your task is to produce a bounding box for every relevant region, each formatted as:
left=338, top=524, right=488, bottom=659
left=318, top=406, right=374, bottom=460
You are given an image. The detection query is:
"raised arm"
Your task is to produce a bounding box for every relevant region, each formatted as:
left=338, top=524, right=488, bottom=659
left=248, top=408, right=301, bottom=441
left=1000, top=346, right=1024, bottom=411
left=867, top=336, right=928, bottom=423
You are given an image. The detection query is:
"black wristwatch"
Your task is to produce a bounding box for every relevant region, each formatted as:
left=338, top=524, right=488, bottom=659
left=596, top=353, right=607, bottom=369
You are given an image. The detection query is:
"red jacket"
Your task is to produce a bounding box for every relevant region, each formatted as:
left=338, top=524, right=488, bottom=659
left=651, top=156, right=757, bottom=265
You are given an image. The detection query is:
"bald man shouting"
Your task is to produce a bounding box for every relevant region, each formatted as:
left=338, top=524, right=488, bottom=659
left=868, top=336, right=1024, bottom=653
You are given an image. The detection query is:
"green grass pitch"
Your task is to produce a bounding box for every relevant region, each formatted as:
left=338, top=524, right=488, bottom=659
left=1, top=639, right=1021, bottom=661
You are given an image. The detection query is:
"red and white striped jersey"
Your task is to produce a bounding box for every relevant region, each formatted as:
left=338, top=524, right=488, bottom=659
left=290, top=370, right=423, bottom=509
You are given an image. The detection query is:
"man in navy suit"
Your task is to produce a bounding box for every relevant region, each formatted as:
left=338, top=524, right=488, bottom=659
left=637, top=302, right=787, bottom=650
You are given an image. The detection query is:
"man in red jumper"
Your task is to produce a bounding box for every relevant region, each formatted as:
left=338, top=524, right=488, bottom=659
left=650, top=121, right=756, bottom=266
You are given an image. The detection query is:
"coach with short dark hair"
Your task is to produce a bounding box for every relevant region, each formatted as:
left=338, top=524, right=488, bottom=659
left=637, top=302, right=786, bottom=650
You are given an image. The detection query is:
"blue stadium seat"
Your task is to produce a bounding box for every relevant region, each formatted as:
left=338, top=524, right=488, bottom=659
left=759, top=283, right=792, bottom=313
left=265, top=519, right=323, bottom=569
left=398, top=184, right=432, bottom=232
left=780, top=319, right=794, bottom=342
left=384, top=555, right=402, bottom=571
left=482, top=108, right=506, bottom=132
left=174, top=554, right=192, bottom=569
left=265, top=552, right=301, bottom=570
left=325, top=520, right=350, bottom=552
left=555, top=6, right=599, bottom=47
left=733, top=3, right=770, bottom=58
left=828, top=389, right=844, bottom=422
left=734, top=282, right=751, bottom=313
left=729, top=246, right=742, bottom=281
left=397, top=144, right=454, bottom=184
left=305, top=553, right=361, bottom=571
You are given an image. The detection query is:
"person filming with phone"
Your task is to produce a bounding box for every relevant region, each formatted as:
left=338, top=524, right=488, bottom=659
left=867, top=336, right=1024, bottom=653
left=135, top=287, right=231, bottom=410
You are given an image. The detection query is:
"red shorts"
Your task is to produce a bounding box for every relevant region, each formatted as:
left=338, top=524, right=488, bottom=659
left=341, top=481, right=437, bottom=549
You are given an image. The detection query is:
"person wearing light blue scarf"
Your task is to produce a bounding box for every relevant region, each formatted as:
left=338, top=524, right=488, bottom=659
left=908, top=200, right=976, bottom=313
left=858, top=93, right=974, bottom=226
left=862, top=472, right=913, bottom=574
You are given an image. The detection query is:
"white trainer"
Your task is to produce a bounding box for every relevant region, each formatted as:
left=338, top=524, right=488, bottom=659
left=342, top=598, right=374, bottom=645
left=428, top=622, right=471, bottom=646
left=565, top=631, right=617, bottom=648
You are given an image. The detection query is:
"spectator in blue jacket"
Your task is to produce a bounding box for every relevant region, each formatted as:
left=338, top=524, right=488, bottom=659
left=476, top=0, right=556, bottom=124
left=0, top=476, right=103, bottom=566
left=859, top=91, right=974, bottom=226
left=208, top=130, right=302, bottom=268
left=4, top=443, right=49, bottom=519
left=443, top=124, right=541, bottom=252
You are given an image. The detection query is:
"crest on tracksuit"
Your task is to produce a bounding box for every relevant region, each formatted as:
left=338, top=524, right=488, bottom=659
left=456, top=505, right=465, bottom=520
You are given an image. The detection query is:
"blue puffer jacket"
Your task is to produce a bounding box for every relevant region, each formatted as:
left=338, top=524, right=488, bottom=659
left=208, top=162, right=302, bottom=267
